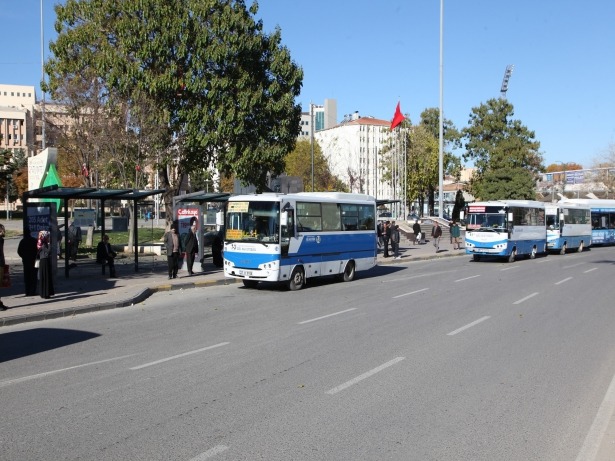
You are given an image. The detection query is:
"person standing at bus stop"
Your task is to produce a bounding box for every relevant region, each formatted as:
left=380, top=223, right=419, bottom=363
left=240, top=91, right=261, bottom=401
left=164, top=223, right=180, bottom=279
left=184, top=219, right=199, bottom=275
left=391, top=224, right=401, bottom=259
left=450, top=220, right=461, bottom=250
left=383, top=221, right=391, bottom=257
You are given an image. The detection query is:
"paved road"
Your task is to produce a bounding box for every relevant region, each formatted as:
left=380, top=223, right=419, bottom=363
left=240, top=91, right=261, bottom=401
left=1, top=246, right=615, bottom=460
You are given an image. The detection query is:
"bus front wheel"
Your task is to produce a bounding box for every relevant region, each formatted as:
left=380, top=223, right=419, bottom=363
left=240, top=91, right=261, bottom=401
left=530, top=247, right=537, bottom=259
left=578, top=241, right=584, bottom=252
left=508, top=249, right=516, bottom=263
left=288, top=267, right=305, bottom=291
left=560, top=243, right=567, bottom=255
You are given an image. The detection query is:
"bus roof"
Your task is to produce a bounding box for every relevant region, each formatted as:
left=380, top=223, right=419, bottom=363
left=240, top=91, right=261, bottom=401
left=228, top=192, right=376, bottom=204
left=468, top=200, right=546, bottom=208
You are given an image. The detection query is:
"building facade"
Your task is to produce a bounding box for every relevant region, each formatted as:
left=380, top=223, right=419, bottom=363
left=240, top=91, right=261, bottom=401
left=0, top=84, right=38, bottom=156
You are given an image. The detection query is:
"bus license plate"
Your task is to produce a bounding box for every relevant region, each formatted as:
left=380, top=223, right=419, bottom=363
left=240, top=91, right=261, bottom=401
left=239, top=270, right=252, bottom=276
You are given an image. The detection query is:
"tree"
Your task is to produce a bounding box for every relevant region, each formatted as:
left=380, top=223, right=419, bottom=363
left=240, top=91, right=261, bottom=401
left=284, top=140, right=347, bottom=192
left=45, top=0, right=303, bottom=223
left=462, top=98, right=544, bottom=200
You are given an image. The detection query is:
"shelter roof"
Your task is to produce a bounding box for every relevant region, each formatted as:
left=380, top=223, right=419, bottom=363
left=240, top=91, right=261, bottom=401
left=24, top=185, right=165, bottom=201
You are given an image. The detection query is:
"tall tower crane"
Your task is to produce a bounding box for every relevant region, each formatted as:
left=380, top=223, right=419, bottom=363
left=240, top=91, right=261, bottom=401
left=500, top=64, right=514, bottom=99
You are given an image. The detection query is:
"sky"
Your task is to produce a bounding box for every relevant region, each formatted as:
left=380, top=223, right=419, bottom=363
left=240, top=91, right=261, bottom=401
left=1, top=0, right=614, bottom=170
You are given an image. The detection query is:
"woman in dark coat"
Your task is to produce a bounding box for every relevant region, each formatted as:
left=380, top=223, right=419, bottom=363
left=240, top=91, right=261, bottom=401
left=18, top=227, right=39, bottom=296
left=37, top=230, right=55, bottom=299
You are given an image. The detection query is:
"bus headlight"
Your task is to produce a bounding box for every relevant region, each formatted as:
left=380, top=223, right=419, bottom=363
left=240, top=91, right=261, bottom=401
left=259, top=260, right=279, bottom=270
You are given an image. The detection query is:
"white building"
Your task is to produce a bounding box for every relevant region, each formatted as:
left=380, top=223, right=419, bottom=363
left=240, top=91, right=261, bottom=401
left=315, top=112, right=394, bottom=201
left=0, top=84, right=38, bottom=156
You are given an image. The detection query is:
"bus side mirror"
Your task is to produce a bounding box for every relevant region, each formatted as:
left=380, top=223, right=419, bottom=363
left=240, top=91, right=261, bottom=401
left=508, top=212, right=513, bottom=225
left=281, top=211, right=288, bottom=227
left=459, top=211, right=464, bottom=221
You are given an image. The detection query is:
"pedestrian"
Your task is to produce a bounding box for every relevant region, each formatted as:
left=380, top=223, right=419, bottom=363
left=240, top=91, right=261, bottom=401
left=376, top=221, right=383, bottom=248
left=450, top=220, right=461, bottom=250
left=432, top=221, right=442, bottom=252
left=184, top=219, right=199, bottom=275
left=412, top=219, right=422, bottom=245
left=96, top=234, right=117, bottom=277
left=18, top=227, right=38, bottom=296
left=383, top=221, right=391, bottom=257
left=67, top=221, right=82, bottom=261
left=391, top=224, right=401, bottom=259
left=164, top=223, right=180, bottom=279
left=37, top=230, right=55, bottom=299
left=0, top=223, right=7, bottom=310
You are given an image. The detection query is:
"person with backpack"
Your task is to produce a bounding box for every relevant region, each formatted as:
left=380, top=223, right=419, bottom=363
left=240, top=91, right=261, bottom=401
left=432, top=222, right=442, bottom=252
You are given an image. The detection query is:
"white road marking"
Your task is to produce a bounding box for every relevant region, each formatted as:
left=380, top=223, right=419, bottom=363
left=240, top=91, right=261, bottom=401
left=563, top=262, right=585, bottom=269
left=575, top=371, right=615, bottom=461
left=326, top=357, right=405, bottom=395
left=189, top=445, right=230, bottom=460
left=382, top=270, right=457, bottom=283
left=584, top=267, right=598, bottom=273
left=555, top=277, right=573, bottom=285
left=455, top=275, right=480, bottom=283
left=130, top=343, right=229, bottom=370
left=500, top=266, right=521, bottom=271
left=513, top=292, right=539, bottom=305
left=447, top=316, right=491, bottom=336
left=0, top=355, right=135, bottom=388
left=298, top=308, right=357, bottom=325
left=392, top=288, right=429, bottom=299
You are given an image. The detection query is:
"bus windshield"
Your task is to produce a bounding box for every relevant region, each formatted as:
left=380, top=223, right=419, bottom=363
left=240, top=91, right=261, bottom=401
left=225, top=200, right=281, bottom=243
left=467, top=213, right=506, bottom=230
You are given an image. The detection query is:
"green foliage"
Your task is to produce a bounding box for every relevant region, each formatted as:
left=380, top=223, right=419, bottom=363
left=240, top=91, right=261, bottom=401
left=0, top=148, right=26, bottom=202
left=463, top=98, right=544, bottom=200
left=476, top=167, right=537, bottom=200
left=45, top=0, right=303, bottom=194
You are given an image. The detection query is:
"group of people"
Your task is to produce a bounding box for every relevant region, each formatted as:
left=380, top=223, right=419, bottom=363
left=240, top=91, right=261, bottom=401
left=377, top=220, right=402, bottom=260
left=0, top=226, right=56, bottom=310
left=163, top=218, right=199, bottom=279
left=376, top=217, right=463, bottom=258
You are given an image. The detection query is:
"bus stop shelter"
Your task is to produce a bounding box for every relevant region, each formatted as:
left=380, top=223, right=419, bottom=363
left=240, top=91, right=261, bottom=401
left=23, top=185, right=165, bottom=278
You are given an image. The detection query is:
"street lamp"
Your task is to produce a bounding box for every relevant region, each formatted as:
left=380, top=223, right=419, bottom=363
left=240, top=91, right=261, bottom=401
left=310, top=102, right=315, bottom=191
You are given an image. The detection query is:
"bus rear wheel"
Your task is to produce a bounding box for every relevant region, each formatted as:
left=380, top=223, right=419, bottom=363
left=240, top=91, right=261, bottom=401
left=530, top=247, right=537, bottom=259
left=560, top=243, right=567, bottom=255
left=341, top=261, right=356, bottom=282
left=473, top=254, right=481, bottom=262
left=288, top=267, right=305, bottom=291
left=508, top=249, right=516, bottom=263
left=242, top=280, right=259, bottom=289
left=577, top=241, right=584, bottom=252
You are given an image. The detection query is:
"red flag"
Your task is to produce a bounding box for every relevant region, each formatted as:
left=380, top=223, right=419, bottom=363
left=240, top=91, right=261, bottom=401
left=390, top=102, right=405, bottom=130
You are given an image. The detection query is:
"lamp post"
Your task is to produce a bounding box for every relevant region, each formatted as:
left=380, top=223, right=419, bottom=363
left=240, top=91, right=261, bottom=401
left=438, top=0, right=444, bottom=219
left=310, top=102, right=315, bottom=191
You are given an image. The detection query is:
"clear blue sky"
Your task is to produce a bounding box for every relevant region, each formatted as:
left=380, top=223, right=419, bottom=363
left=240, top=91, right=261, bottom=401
left=2, top=0, right=614, bottom=169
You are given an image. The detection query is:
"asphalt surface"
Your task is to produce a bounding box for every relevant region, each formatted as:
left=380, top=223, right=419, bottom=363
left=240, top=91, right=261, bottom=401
left=0, top=220, right=463, bottom=327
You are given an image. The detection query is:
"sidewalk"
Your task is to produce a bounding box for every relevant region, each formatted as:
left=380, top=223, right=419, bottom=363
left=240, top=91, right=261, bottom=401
left=0, top=235, right=464, bottom=327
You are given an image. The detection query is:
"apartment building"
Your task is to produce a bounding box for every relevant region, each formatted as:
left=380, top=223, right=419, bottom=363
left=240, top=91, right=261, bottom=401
left=0, top=84, right=38, bottom=156
left=315, top=112, right=394, bottom=200
left=299, top=98, right=337, bottom=138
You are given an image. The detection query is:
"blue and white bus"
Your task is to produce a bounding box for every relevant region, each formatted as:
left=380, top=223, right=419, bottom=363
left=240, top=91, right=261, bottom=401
left=559, top=199, right=615, bottom=245
left=223, top=192, right=377, bottom=290
left=464, top=200, right=547, bottom=262
left=545, top=202, right=591, bottom=253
